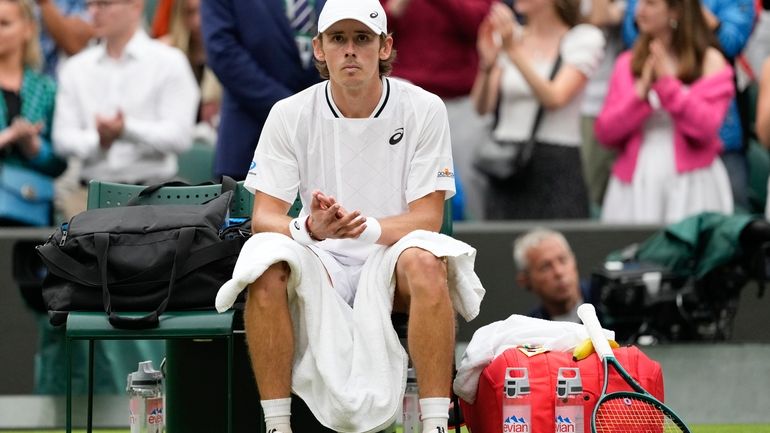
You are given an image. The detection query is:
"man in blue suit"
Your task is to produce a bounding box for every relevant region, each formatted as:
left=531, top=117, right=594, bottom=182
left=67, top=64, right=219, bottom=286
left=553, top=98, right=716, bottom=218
left=202, top=0, right=325, bottom=180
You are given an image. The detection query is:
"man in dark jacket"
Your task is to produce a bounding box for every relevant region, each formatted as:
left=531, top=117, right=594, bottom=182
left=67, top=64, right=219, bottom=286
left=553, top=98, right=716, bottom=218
left=201, top=0, right=325, bottom=180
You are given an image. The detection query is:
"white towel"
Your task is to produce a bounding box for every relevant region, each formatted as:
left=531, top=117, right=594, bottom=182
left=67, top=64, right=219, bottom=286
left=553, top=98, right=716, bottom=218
left=452, top=314, right=615, bottom=404
left=215, top=230, right=485, bottom=433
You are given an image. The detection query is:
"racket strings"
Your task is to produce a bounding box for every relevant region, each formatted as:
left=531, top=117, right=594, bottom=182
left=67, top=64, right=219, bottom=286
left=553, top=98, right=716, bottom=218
left=595, top=395, right=688, bottom=433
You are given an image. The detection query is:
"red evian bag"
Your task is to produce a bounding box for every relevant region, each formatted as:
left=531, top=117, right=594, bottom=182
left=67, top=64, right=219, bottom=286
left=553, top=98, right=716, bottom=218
left=460, top=346, right=664, bottom=433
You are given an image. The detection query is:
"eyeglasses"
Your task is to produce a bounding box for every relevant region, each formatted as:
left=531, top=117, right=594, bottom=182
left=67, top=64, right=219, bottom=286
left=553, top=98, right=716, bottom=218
left=85, top=0, right=133, bottom=9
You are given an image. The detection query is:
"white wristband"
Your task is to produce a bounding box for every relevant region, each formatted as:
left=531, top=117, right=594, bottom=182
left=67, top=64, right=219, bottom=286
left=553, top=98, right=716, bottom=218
left=357, top=217, right=381, bottom=244
left=289, top=215, right=316, bottom=245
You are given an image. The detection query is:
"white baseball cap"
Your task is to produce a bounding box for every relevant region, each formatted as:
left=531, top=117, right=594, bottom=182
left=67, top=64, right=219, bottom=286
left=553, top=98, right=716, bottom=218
left=317, top=0, right=387, bottom=35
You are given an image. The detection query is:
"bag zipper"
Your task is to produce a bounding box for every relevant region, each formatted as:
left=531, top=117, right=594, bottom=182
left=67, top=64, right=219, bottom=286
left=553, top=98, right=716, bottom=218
left=59, top=222, right=69, bottom=246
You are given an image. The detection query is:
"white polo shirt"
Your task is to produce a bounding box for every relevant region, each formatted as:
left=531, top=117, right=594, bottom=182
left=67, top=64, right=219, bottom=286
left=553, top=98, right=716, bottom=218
left=245, top=77, right=456, bottom=264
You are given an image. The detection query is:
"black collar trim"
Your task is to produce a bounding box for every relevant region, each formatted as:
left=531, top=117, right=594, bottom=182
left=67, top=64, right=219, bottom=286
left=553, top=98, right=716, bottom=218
left=324, top=78, right=390, bottom=118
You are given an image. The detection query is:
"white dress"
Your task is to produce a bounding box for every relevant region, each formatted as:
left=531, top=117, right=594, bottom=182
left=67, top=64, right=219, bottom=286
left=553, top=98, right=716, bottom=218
left=602, top=94, right=733, bottom=224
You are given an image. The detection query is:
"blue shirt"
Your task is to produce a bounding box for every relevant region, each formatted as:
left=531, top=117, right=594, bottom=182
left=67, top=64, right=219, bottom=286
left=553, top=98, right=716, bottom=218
left=37, top=0, right=90, bottom=78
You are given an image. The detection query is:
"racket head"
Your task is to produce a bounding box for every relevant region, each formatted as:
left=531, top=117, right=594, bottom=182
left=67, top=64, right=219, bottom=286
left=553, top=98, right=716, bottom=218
left=591, top=391, right=691, bottom=433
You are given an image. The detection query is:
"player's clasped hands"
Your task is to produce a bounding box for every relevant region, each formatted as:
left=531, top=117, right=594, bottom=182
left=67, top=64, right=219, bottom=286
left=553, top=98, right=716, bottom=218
left=307, top=190, right=368, bottom=240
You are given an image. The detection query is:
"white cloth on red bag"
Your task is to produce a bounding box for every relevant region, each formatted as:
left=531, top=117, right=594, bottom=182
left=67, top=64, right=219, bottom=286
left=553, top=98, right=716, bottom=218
left=453, top=314, right=615, bottom=404
left=215, top=230, right=485, bottom=433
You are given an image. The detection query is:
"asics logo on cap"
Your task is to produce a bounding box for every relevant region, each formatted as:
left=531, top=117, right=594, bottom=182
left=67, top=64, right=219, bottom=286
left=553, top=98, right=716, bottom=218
left=370, top=12, right=378, bottom=18
left=389, top=127, right=404, bottom=145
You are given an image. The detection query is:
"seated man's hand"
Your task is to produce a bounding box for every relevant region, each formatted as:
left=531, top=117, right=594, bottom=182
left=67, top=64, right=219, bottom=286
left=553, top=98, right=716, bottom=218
left=307, top=190, right=367, bottom=240
left=95, top=110, right=125, bottom=150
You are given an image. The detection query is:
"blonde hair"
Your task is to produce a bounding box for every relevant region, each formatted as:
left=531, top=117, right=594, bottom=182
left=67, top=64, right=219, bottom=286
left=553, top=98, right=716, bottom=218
left=2, top=0, right=42, bottom=70
left=167, top=0, right=192, bottom=56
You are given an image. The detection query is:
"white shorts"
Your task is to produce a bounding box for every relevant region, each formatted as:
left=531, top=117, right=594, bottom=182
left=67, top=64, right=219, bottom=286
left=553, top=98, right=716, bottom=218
left=307, top=245, right=364, bottom=306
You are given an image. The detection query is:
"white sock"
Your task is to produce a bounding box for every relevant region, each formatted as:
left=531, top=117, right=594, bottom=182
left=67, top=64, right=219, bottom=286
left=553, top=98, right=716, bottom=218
left=420, top=397, right=450, bottom=433
left=261, top=398, right=292, bottom=433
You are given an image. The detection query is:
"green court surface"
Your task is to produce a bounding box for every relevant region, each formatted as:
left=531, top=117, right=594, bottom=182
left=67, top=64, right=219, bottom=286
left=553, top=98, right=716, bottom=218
left=692, top=426, right=770, bottom=433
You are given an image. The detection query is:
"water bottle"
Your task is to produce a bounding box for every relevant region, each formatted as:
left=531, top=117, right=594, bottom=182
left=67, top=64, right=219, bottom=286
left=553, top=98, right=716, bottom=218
left=403, top=367, right=421, bottom=433
left=555, top=368, right=583, bottom=433
left=502, top=367, right=531, bottom=433
left=127, top=360, right=164, bottom=433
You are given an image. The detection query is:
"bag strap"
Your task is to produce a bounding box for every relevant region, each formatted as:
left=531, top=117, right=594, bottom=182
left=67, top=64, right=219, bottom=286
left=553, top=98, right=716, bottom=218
left=38, top=242, right=102, bottom=286
left=527, top=53, right=563, bottom=142
left=492, top=53, right=563, bottom=139
left=127, top=176, right=238, bottom=206
left=94, top=227, right=196, bottom=329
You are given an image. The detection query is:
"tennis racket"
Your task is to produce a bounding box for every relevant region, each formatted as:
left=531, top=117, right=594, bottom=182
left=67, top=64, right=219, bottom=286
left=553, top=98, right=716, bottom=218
left=576, top=303, right=691, bottom=433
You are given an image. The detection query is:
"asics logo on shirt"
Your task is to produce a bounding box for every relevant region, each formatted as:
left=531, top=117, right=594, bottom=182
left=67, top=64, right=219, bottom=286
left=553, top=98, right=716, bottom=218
left=389, top=127, right=404, bottom=145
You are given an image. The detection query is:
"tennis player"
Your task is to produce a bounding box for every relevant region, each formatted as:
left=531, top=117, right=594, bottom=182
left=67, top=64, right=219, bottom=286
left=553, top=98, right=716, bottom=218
left=241, top=0, right=464, bottom=431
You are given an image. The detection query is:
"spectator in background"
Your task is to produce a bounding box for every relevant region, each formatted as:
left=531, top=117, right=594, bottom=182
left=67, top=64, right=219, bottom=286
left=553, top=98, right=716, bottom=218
left=158, top=0, right=221, bottom=143
left=35, top=0, right=94, bottom=77
left=744, top=0, right=770, bottom=76
left=472, top=0, right=604, bottom=220
left=597, top=0, right=734, bottom=224
left=623, top=0, right=755, bottom=213
left=0, top=0, right=66, bottom=226
left=758, top=58, right=770, bottom=218
left=52, top=0, right=199, bottom=219
left=514, top=228, right=588, bottom=322
left=36, top=0, right=93, bottom=227
left=202, top=0, right=325, bottom=181
left=382, top=0, right=493, bottom=220
left=580, top=0, right=626, bottom=216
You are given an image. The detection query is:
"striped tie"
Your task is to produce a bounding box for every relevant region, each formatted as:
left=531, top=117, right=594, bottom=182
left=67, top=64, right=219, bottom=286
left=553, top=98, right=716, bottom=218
left=287, top=0, right=316, bottom=36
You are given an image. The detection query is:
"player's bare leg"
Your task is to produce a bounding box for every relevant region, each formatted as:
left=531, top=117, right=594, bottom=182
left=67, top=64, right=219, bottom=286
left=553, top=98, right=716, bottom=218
left=395, top=247, right=455, bottom=432
left=244, top=262, right=294, bottom=433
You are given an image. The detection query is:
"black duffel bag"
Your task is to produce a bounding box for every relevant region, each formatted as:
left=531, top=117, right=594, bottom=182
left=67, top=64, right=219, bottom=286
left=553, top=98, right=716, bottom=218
left=37, top=183, right=249, bottom=330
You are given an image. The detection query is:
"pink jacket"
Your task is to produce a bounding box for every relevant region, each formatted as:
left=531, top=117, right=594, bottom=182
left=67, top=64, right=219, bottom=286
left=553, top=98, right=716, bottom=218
left=595, top=51, right=735, bottom=183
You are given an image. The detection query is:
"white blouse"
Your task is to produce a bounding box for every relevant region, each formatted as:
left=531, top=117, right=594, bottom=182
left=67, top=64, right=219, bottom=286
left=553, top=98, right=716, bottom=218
left=494, top=24, right=605, bottom=147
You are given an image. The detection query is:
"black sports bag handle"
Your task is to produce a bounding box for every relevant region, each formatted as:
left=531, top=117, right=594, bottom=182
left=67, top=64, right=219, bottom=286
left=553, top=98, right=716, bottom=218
left=127, top=176, right=238, bottom=206
left=94, top=227, right=195, bottom=329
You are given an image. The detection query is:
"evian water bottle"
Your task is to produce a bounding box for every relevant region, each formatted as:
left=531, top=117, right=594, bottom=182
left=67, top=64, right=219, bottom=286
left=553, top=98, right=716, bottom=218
left=402, top=367, right=421, bottom=433
left=502, top=367, right=531, bottom=433
left=555, top=368, right=583, bottom=433
left=127, top=361, right=164, bottom=433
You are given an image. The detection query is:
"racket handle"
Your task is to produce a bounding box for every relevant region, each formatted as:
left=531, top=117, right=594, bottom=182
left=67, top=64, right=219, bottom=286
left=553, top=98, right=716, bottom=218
left=577, top=303, right=614, bottom=360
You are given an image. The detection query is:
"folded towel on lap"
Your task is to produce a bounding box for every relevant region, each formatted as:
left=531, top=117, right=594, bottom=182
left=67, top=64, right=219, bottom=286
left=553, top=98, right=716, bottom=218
left=216, top=229, right=485, bottom=433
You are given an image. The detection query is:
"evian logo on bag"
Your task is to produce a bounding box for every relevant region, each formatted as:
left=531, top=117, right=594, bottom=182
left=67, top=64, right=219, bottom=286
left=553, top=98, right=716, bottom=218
left=555, top=415, right=576, bottom=432
left=503, top=415, right=529, bottom=432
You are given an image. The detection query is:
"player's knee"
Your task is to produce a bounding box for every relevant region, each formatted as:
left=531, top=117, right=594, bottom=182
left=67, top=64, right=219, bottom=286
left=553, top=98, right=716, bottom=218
left=245, top=262, right=290, bottom=310
left=400, top=249, right=448, bottom=301
left=400, top=248, right=446, bottom=277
